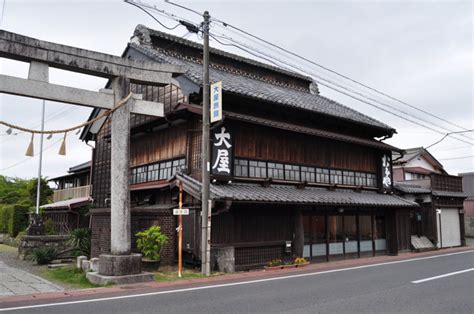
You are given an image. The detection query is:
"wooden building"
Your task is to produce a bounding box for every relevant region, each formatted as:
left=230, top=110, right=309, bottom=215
left=81, top=25, right=418, bottom=269
left=393, top=148, right=467, bottom=250
left=43, top=161, right=92, bottom=234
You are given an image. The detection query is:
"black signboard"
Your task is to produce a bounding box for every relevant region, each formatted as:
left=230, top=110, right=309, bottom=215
left=381, top=153, right=392, bottom=191
left=211, top=126, right=233, bottom=179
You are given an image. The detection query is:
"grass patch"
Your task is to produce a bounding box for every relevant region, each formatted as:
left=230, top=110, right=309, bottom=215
left=42, top=266, right=104, bottom=289
left=0, top=243, right=17, bottom=253
left=154, top=269, right=220, bottom=282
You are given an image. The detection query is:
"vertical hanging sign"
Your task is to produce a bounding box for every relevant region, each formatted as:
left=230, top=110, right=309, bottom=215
left=211, top=125, right=233, bottom=179
left=210, top=81, right=222, bottom=123
left=381, top=154, right=392, bottom=191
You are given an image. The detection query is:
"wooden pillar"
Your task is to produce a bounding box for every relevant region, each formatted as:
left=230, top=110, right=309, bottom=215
left=342, top=212, right=346, bottom=258
left=356, top=211, right=361, bottom=258
left=325, top=212, right=329, bottom=262
left=460, top=211, right=466, bottom=246
left=371, top=212, right=376, bottom=257
left=293, top=209, right=304, bottom=257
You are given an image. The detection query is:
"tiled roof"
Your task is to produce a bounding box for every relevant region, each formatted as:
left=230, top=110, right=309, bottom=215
left=176, top=173, right=418, bottom=207
left=129, top=27, right=394, bottom=132
left=394, top=182, right=431, bottom=194
left=40, top=197, right=92, bottom=210
left=432, top=190, right=468, bottom=198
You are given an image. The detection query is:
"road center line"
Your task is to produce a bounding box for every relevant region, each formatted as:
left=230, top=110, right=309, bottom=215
left=0, top=250, right=473, bottom=312
left=411, top=268, right=474, bottom=284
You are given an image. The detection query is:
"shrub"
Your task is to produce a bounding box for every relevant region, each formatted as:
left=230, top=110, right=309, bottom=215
left=44, top=218, right=55, bottom=235
left=136, top=225, right=168, bottom=261
left=294, top=257, right=308, bottom=265
left=32, top=247, right=58, bottom=265
left=68, top=228, right=91, bottom=258
left=266, top=259, right=283, bottom=267
left=7, top=204, right=30, bottom=237
left=0, top=205, right=11, bottom=234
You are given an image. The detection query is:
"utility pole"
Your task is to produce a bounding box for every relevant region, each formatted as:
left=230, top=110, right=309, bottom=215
left=35, top=100, right=45, bottom=214
left=201, top=10, right=211, bottom=276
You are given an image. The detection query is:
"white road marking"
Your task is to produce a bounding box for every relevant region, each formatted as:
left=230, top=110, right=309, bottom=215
left=0, top=250, right=473, bottom=312
left=411, top=268, right=474, bottom=284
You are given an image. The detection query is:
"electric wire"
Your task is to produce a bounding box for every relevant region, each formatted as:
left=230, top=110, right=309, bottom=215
left=129, top=1, right=473, bottom=151
left=209, top=32, right=474, bottom=146
left=208, top=16, right=473, bottom=137
left=125, top=0, right=180, bottom=30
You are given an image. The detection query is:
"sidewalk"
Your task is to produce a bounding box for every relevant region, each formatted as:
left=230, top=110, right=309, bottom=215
left=0, top=261, right=62, bottom=297
left=1, top=245, right=472, bottom=306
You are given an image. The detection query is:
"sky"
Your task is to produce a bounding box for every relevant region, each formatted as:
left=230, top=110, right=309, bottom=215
left=0, top=0, right=472, bottom=181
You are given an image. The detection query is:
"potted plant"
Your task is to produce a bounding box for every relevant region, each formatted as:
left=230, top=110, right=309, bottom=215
left=136, top=225, right=168, bottom=271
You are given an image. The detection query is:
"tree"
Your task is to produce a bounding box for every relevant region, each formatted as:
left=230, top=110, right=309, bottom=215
left=27, top=178, right=53, bottom=206
left=0, top=176, right=30, bottom=205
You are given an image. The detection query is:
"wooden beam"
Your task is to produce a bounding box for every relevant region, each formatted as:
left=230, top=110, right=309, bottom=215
left=0, top=30, right=184, bottom=85
left=0, top=74, right=164, bottom=116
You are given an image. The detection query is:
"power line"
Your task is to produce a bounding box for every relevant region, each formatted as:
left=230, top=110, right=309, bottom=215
left=125, top=0, right=181, bottom=30
left=0, top=0, right=6, bottom=27
left=0, top=137, right=63, bottom=172
left=438, top=155, right=474, bottom=161
left=207, top=14, right=473, bottom=138
left=425, top=130, right=474, bottom=149
left=132, top=1, right=472, bottom=147
left=209, top=32, right=474, bottom=146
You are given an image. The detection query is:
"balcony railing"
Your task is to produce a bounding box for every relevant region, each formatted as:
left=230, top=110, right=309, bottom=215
left=53, top=185, right=91, bottom=202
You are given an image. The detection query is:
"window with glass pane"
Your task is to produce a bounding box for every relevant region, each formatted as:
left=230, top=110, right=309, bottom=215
left=355, top=172, right=367, bottom=186
left=159, top=160, right=173, bottom=180
left=343, top=171, right=355, bottom=185
left=131, top=166, right=147, bottom=184
left=301, top=166, right=316, bottom=182
left=171, top=158, right=186, bottom=176
left=267, top=162, right=284, bottom=179
left=316, top=168, right=330, bottom=183
left=249, top=160, right=267, bottom=178
left=367, top=173, right=377, bottom=187
left=330, top=170, right=343, bottom=184
left=147, top=163, right=160, bottom=181
left=234, top=159, right=249, bottom=177
left=284, top=164, right=300, bottom=181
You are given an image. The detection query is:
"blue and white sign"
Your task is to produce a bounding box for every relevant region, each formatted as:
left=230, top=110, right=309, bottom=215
left=210, top=81, right=222, bottom=123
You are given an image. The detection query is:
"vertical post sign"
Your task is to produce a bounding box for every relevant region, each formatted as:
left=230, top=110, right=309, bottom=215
left=211, top=126, right=233, bottom=179
left=210, top=81, right=222, bottom=123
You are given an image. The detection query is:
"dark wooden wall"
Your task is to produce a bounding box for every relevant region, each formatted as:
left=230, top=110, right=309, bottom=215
left=231, top=122, right=379, bottom=173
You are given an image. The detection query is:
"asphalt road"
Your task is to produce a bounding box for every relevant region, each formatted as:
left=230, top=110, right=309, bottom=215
left=2, top=251, right=473, bottom=314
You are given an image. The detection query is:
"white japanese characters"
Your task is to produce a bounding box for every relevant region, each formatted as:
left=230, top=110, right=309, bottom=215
left=212, top=126, right=233, bottom=176
left=382, top=154, right=392, bottom=188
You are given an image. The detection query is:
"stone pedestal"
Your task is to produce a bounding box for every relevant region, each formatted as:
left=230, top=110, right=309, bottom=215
left=86, top=253, right=154, bottom=285
left=212, top=246, right=235, bottom=273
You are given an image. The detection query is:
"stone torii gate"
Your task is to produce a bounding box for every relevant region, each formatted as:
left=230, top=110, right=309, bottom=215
left=0, top=30, right=183, bottom=284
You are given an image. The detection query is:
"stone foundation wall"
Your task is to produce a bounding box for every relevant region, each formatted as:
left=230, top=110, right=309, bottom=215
left=90, top=208, right=177, bottom=266
left=465, top=216, right=474, bottom=237
left=18, top=235, right=70, bottom=261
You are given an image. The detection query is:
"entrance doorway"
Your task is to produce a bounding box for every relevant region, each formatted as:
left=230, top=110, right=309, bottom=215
left=303, top=210, right=386, bottom=261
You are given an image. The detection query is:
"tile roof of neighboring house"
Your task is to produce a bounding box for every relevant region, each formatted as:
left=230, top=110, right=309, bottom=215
left=129, top=25, right=395, bottom=133
left=394, top=182, right=431, bottom=194
left=68, top=161, right=92, bottom=173
left=392, top=147, right=446, bottom=173
left=431, top=190, right=468, bottom=198
left=40, top=197, right=92, bottom=210
left=175, top=173, right=418, bottom=207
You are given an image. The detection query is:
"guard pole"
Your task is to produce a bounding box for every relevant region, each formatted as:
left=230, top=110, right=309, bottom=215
left=178, top=182, right=183, bottom=278
left=201, top=10, right=211, bottom=276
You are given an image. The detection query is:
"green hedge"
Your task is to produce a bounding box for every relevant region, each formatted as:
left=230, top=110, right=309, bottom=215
left=1, top=204, right=30, bottom=237
left=0, top=205, right=12, bottom=234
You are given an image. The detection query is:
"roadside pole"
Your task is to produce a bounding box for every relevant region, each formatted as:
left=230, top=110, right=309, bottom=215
left=201, top=10, right=211, bottom=276
left=35, top=100, right=46, bottom=214
left=178, top=182, right=183, bottom=278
